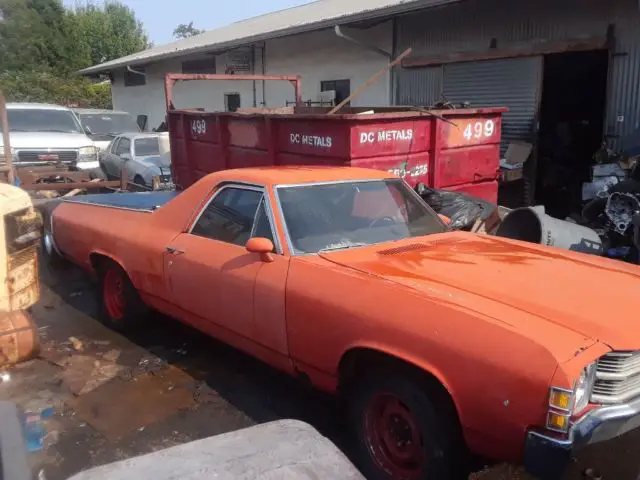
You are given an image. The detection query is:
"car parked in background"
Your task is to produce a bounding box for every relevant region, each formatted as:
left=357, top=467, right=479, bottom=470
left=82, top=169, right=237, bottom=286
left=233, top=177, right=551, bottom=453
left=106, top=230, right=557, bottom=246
left=73, top=109, right=142, bottom=152
left=1, top=103, right=101, bottom=176
left=100, top=132, right=172, bottom=189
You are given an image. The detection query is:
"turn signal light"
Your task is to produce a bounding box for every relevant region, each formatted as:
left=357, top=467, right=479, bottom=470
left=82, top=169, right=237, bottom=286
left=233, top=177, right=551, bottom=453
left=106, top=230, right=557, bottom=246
left=547, top=411, right=570, bottom=433
left=549, top=388, right=573, bottom=412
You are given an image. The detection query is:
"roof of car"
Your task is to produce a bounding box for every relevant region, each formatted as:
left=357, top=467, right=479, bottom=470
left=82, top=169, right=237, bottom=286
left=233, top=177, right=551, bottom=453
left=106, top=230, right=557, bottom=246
left=73, top=108, right=131, bottom=115
left=212, top=166, right=396, bottom=186
left=7, top=103, right=73, bottom=111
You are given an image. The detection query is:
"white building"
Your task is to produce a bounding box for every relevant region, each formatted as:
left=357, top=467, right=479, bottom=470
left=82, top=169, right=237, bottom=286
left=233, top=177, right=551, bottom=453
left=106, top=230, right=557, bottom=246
left=82, top=0, right=640, bottom=209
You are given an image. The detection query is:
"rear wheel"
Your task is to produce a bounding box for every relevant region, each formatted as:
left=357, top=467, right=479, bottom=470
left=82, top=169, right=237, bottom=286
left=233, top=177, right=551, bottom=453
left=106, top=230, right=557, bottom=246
left=97, top=260, right=148, bottom=332
left=133, top=175, right=146, bottom=188
left=348, top=372, right=467, bottom=480
left=38, top=201, right=67, bottom=269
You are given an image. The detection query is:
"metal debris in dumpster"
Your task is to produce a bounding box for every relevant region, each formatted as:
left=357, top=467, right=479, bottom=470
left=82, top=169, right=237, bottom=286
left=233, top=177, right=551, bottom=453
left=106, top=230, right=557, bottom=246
left=164, top=73, right=507, bottom=203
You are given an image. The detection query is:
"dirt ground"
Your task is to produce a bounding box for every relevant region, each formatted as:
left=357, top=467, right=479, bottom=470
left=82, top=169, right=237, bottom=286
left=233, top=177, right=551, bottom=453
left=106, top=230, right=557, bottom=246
left=2, top=259, right=639, bottom=480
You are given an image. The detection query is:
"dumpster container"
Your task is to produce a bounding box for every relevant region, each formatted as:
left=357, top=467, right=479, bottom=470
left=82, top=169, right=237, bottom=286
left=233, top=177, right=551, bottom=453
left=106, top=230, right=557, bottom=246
left=165, top=74, right=507, bottom=203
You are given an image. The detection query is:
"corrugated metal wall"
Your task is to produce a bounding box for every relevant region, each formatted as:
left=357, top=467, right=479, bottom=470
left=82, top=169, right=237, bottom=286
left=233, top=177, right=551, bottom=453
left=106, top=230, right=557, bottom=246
left=443, top=57, right=542, bottom=148
left=395, top=67, right=442, bottom=106
left=394, top=0, right=640, bottom=151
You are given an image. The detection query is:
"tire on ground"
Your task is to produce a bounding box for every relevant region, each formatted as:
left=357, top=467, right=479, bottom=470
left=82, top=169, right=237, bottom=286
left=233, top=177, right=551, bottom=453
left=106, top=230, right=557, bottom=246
left=96, top=259, right=149, bottom=332
left=347, top=370, right=467, bottom=480
left=89, top=167, right=107, bottom=181
left=133, top=175, right=146, bottom=188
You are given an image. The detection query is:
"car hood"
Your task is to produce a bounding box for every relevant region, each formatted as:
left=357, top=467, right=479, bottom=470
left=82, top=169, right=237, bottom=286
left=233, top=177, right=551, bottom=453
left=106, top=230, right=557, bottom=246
left=1, top=132, right=94, bottom=149
left=319, top=232, right=640, bottom=350
left=137, top=155, right=171, bottom=170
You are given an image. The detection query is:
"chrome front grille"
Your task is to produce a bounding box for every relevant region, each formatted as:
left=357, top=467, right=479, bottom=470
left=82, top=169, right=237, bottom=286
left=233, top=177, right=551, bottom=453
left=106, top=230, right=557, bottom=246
left=592, top=351, right=640, bottom=404
left=16, top=150, right=78, bottom=165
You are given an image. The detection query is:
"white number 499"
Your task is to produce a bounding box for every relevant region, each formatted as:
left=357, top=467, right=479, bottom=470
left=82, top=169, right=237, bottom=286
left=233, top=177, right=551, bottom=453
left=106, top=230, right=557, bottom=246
left=463, top=120, right=495, bottom=141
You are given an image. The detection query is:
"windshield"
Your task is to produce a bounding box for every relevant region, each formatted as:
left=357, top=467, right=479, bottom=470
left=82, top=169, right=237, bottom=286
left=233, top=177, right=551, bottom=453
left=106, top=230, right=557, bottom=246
left=78, top=113, right=139, bottom=135
left=277, top=179, right=445, bottom=254
left=6, top=109, right=83, bottom=133
left=134, top=137, right=160, bottom=156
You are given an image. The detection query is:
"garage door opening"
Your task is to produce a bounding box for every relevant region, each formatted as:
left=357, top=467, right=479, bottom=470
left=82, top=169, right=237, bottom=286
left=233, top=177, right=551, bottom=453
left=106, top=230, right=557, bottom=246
left=535, top=49, right=609, bottom=219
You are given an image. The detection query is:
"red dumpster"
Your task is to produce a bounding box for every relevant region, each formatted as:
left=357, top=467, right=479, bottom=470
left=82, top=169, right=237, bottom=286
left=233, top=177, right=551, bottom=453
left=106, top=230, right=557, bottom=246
left=165, top=74, right=507, bottom=203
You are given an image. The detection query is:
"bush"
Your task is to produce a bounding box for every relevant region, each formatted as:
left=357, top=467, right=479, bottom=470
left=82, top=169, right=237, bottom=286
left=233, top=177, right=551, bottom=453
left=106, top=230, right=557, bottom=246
left=0, top=70, right=112, bottom=109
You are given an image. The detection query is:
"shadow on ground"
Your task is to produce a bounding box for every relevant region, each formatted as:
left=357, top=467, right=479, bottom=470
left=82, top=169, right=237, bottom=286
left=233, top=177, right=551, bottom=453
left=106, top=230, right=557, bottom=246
left=25, top=257, right=640, bottom=480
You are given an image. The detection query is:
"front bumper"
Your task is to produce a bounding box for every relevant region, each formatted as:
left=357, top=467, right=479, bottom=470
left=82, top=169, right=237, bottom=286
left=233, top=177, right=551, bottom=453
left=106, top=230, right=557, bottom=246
left=525, top=396, right=640, bottom=479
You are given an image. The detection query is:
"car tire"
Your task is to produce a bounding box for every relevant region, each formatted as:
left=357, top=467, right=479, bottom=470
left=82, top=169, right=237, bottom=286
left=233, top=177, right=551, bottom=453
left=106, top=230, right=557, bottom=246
left=38, top=201, right=67, bottom=269
left=347, top=371, right=467, bottom=480
left=97, top=260, right=148, bottom=332
left=133, top=175, right=147, bottom=188
left=89, top=167, right=107, bottom=181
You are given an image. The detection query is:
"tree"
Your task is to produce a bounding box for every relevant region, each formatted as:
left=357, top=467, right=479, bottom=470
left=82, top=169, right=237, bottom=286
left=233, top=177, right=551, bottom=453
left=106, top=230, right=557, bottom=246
left=173, top=21, right=203, bottom=39
left=0, top=0, right=149, bottom=108
left=68, top=1, right=150, bottom=67
left=0, top=0, right=74, bottom=73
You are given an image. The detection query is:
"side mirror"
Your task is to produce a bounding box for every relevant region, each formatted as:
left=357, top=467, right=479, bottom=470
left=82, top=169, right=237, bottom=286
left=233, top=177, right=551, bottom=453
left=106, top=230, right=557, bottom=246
left=121, top=153, right=131, bottom=161
left=83, top=126, right=93, bottom=135
left=438, top=214, right=452, bottom=226
left=246, top=237, right=275, bottom=263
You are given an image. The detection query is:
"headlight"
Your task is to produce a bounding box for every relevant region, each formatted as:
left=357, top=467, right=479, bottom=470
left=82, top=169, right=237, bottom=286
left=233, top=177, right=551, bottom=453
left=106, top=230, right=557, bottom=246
left=574, top=363, right=597, bottom=413
left=546, top=362, right=597, bottom=433
left=78, top=146, right=99, bottom=156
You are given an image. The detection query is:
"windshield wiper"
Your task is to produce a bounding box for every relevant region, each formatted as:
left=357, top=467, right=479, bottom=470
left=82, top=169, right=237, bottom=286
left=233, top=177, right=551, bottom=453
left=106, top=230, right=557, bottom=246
left=319, top=242, right=368, bottom=253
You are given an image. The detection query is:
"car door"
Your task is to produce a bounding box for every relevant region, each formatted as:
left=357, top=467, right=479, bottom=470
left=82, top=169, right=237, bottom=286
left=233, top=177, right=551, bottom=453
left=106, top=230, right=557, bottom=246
left=113, top=137, right=131, bottom=179
left=102, top=137, right=120, bottom=178
left=163, top=185, right=290, bottom=359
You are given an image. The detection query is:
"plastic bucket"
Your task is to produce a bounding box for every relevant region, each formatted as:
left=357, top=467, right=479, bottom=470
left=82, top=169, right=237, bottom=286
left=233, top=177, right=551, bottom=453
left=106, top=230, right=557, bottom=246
left=496, top=206, right=603, bottom=255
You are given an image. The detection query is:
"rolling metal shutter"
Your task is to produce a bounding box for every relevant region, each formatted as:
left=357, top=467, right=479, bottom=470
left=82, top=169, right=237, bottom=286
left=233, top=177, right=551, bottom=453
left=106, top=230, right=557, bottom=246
left=443, top=57, right=543, bottom=150
left=396, top=66, right=443, bottom=107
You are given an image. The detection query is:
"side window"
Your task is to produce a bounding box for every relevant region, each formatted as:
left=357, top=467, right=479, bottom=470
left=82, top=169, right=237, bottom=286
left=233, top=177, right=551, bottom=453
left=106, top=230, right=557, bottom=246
left=251, top=199, right=275, bottom=248
left=117, top=138, right=131, bottom=156
left=191, top=187, right=262, bottom=246
left=110, top=138, right=121, bottom=154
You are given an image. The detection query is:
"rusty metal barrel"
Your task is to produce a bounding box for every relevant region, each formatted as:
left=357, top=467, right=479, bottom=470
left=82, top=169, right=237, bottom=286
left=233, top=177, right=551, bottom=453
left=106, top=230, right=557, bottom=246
left=0, top=311, right=39, bottom=367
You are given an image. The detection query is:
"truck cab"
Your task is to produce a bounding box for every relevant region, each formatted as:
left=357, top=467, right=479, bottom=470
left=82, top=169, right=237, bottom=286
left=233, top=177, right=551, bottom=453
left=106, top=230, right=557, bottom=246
left=73, top=108, right=142, bottom=152
left=1, top=103, right=100, bottom=174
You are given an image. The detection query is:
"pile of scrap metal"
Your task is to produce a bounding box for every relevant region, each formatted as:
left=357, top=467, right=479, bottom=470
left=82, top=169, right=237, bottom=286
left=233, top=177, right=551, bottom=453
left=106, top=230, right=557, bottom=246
left=417, top=140, right=640, bottom=265
left=581, top=161, right=640, bottom=264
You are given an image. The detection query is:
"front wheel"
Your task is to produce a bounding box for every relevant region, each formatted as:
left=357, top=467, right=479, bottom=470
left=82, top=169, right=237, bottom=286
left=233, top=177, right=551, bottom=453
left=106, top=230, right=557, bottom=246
left=98, top=261, right=148, bottom=332
left=348, top=372, right=467, bottom=480
left=133, top=175, right=147, bottom=188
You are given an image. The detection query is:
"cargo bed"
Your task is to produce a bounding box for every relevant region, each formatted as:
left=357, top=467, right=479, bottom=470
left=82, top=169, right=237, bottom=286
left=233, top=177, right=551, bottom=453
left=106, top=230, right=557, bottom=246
left=62, top=191, right=178, bottom=212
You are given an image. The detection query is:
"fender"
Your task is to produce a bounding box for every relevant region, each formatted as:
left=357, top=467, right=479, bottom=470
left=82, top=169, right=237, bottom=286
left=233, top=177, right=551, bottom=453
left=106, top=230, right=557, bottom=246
left=338, top=340, right=462, bottom=418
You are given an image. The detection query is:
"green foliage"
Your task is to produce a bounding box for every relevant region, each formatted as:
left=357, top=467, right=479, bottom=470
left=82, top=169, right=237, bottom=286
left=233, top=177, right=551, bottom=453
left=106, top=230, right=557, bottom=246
left=69, top=1, right=150, bottom=67
left=173, top=21, right=203, bottom=39
left=0, top=0, right=148, bottom=108
left=0, top=71, right=112, bottom=108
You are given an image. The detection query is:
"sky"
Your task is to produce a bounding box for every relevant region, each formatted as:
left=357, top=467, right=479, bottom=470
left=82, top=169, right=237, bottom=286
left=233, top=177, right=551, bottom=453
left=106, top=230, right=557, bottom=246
left=63, top=0, right=312, bottom=45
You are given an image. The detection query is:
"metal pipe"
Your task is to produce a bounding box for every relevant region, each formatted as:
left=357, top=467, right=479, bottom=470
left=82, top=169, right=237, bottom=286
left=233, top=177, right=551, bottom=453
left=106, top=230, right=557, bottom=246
left=334, top=26, right=391, bottom=58
left=261, top=43, right=267, bottom=106
left=127, top=65, right=146, bottom=77
left=0, top=90, right=15, bottom=185
left=251, top=46, right=257, bottom=108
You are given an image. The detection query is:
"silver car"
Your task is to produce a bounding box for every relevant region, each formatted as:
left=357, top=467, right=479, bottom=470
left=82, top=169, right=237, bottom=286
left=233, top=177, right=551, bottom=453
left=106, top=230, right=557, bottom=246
left=73, top=108, right=142, bottom=152
left=101, top=133, right=172, bottom=189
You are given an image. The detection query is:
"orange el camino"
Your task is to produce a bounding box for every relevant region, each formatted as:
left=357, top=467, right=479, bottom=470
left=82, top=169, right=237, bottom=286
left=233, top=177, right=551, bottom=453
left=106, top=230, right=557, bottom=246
left=42, top=166, right=640, bottom=479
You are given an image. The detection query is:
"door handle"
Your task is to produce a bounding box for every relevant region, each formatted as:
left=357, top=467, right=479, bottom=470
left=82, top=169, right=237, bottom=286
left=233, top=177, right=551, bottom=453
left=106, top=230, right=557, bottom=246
left=165, top=246, right=185, bottom=255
